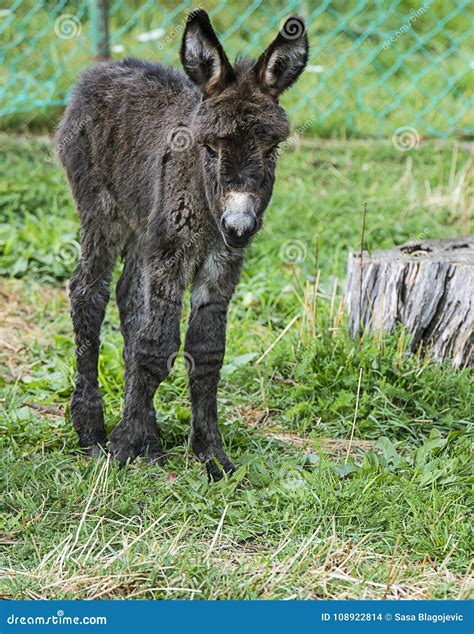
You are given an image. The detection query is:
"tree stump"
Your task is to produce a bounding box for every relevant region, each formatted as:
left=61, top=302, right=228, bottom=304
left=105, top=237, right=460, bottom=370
left=345, top=237, right=473, bottom=368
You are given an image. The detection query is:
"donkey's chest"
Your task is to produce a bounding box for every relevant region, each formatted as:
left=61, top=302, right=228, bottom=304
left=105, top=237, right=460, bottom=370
left=190, top=244, right=243, bottom=306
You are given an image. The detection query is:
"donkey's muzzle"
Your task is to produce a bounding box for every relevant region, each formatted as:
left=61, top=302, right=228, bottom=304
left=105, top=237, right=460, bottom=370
left=221, top=192, right=258, bottom=248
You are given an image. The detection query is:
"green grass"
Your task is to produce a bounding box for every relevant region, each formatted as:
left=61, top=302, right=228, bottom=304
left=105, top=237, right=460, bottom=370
left=1, top=0, right=473, bottom=137
left=0, top=134, right=473, bottom=599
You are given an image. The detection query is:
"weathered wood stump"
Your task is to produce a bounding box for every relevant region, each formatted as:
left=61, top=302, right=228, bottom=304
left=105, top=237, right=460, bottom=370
left=345, top=237, right=473, bottom=368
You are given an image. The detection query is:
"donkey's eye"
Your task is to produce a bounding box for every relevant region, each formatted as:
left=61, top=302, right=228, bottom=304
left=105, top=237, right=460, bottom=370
left=204, top=144, right=218, bottom=159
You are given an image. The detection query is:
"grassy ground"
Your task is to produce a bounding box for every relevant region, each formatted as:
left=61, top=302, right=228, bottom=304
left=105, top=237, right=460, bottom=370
left=0, top=134, right=473, bottom=600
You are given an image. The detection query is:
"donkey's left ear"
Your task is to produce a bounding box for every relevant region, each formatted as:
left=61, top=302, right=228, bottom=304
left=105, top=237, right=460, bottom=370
left=254, top=15, right=308, bottom=99
left=180, top=9, right=235, bottom=99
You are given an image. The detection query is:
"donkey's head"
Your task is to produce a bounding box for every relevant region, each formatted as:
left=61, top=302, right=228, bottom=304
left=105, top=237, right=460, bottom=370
left=180, top=10, right=308, bottom=248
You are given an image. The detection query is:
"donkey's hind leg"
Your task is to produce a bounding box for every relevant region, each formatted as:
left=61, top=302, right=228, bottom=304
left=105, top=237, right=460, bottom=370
left=115, top=244, right=163, bottom=463
left=69, top=227, right=118, bottom=455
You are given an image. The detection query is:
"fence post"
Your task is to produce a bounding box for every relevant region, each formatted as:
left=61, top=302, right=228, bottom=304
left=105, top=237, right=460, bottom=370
left=89, top=0, right=110, bottom=60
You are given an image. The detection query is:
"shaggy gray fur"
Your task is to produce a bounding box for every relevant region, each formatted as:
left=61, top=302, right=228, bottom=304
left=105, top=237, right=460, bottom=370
left=56, top=10, right=308, bottom=478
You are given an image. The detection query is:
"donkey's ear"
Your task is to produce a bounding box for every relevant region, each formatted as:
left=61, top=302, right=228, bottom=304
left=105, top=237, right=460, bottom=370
left=180, top=9, right=235, bottom=99
left=254, top=15, right=308, bottom=99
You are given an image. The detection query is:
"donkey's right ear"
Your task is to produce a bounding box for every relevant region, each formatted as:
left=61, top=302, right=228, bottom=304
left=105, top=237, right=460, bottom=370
left=180, top=9, right=235, bottom=99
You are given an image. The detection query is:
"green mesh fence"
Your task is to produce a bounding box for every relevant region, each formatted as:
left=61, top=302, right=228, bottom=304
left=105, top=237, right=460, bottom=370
left=0, top=1, right=472, bottom=137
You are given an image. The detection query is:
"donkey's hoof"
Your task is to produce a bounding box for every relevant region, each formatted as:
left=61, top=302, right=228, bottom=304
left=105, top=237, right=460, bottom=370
left=109, top=434, right=141, bottom=467
left=85, top=444, right=104, bottom=459
left=132, top=431, right=164, bottom=465
left=110, top=449, right=138, bottom=467
left=144, top=444, right=165, bottom=466
left=206, top=457, right=235, bottom=482
left=110, top=450, right=137, bottom=468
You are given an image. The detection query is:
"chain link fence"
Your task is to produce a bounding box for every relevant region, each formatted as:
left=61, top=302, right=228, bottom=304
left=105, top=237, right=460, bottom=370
left=0, top=1, right=472, bottom=137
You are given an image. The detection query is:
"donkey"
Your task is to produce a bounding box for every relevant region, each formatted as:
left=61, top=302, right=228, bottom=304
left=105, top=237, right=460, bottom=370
left=56, top=9, right=308, bottom=479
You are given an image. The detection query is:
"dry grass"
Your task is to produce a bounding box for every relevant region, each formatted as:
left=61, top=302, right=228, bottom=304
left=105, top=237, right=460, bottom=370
left=239, top=406, right=375, bottom=460
left=3, top=532, right=472, bottom=600
left=0, top=278, right=67, bottom=379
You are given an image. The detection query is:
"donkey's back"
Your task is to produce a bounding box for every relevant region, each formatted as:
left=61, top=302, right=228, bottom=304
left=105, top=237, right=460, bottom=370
left=56, top=58, right=199, bottom=227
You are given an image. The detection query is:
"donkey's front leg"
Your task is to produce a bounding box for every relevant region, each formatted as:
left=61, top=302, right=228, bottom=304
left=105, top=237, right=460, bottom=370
left=185, top=257, right=242, bottom=480
left=110, top=261, right=185, bottom=466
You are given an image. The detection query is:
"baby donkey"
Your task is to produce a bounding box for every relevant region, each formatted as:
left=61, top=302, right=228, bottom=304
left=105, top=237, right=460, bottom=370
left=57, top=10, right=308, bottom=479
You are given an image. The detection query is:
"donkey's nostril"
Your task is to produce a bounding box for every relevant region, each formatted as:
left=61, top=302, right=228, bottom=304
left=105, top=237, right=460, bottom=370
left=222, top=192, right=258, bottom=238
left=248, top=214, right=257, bottom=234
left=221, top=213, right=256, bottom=240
